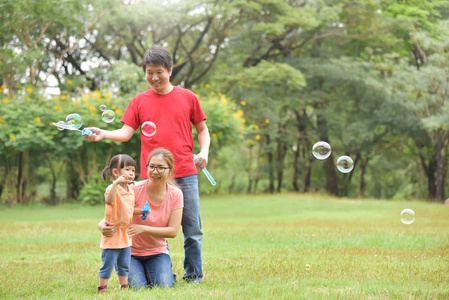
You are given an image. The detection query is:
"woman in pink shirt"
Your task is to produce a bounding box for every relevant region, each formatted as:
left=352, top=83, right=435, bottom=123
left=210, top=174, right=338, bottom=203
left=98, top=148, right=183, bottom=289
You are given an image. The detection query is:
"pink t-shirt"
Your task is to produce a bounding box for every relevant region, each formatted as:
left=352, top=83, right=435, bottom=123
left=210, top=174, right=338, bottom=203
left=121, top=86, right=207, bottom=179
left=131, top=180, right=183, bottom=256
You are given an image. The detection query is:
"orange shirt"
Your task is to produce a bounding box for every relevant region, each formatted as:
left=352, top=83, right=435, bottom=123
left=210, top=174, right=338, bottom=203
left=131, top=181, right=183, bottom=256
left=100, top=184, right=135, bottom=249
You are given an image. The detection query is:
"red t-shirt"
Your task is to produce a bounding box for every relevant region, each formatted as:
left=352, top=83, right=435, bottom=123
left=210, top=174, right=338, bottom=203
left=121, top=86, right=207, bottom=178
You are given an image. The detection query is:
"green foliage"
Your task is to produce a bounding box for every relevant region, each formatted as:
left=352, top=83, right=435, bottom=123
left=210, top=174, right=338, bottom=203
left=78, top=174, right=108, bottom=206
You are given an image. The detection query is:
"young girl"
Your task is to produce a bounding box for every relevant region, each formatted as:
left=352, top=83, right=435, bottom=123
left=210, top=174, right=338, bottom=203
left=98, top=148, right=184, bottom=289
left=97, top=154, right=147, bottom=293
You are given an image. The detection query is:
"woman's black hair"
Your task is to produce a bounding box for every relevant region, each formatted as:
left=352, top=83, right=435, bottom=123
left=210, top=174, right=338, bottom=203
left=102, top=154, right=137, bottom=181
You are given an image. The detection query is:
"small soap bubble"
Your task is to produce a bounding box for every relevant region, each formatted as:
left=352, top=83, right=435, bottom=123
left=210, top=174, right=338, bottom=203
left=56, top=121, right=66, bottom=131
left=141, top=121, right=157, bottom=137
left=99, top=104, right=107, bottom=111
left=401, top=208, right=415, bottom=225
left=312, top=141, right=331, bottom=160
left=305, top=264, right=311, bottom=271
left=101, top=109, right=115, bottom=123
left=336, top=156, right=354, bottom=173
left=65, top=113, right=83, bottom=129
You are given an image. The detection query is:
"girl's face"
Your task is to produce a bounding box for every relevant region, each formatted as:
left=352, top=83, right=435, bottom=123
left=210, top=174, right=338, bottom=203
left=146, top=155, right=171, bottom=184
left=117, top=165, right=136, bottom=182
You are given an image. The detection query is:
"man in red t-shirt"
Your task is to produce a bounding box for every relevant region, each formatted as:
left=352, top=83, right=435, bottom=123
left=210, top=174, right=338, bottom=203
left=85, top=46, right=210, bottom=284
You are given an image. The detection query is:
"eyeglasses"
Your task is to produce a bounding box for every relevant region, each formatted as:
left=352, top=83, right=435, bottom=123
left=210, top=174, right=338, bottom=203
left=146, top=165, right=171, bottom=174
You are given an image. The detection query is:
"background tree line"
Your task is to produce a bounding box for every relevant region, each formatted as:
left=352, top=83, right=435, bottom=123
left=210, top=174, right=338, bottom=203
left=1, top=0, right=449, bottom=205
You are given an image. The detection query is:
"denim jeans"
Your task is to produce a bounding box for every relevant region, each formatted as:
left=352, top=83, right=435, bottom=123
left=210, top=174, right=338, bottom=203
left=129, top=254, right=175, bottom=289
left=175, top=174, right=203, bottom=281
left=98, top=247, right=131, bottom=279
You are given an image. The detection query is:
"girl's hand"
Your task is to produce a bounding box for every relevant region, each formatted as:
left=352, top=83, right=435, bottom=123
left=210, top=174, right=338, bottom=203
left=114, top=175, right=127, bottom=185
left=127, top=224, right=145, bottom=237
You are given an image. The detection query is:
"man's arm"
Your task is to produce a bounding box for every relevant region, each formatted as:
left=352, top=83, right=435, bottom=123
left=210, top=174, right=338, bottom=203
left=84, top=124, right=135, bottom=142
left=194, top=120, right=210, bottom=171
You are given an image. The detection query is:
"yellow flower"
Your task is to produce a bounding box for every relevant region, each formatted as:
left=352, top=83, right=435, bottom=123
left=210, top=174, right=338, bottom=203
left=54, top=105, right=63, bottom=112
left=0, top=117, right=5, bottom=123
left=26, top=86, right=33, bottom=93
left=233, top=110, right=244, bottom=118
left=111, top=105, right=116, bottom=110
left=2, top=98, right=9, bottom=104
left=93, top=90, right=101, bottom=99
left=46, top=103, right=51, bottom=107
left=211, top=133, right=217, bottom=139
left=83, top=84, right=87, bottom=88
left=239, top=119, right=245, bottom=124
left=255, top=134, right=261, bottom=140
left=67, top=80, right=73, bottom=85
left=247, top=139, right=255, bottom=146
left=265, top=119, right=270, bottom=124
left=53, top=96, right=59, bottom=101
left=240, top=126, right=245, bottom=131
left=61, top=95, right=67, bottom=101
left=218, top=131, right=223, bottom=136
left=115, top=109, right=124, bottom=116
left=241, top=101, right=246, bottom=106
left=34, top=117, right=41, bottom=123
left=254, top=125, right=259, bottom=130
left=205, top=84, right=211, bottom=88
left=10, top=134, right=17, bottom=142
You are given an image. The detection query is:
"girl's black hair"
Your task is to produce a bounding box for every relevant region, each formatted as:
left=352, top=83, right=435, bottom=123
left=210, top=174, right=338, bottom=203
left=142, top=46, right=173, bottom=72
left=102, top=154, right=137, bottom=181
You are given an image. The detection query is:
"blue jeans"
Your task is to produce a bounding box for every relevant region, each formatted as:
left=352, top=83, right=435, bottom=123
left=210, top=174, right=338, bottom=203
left=99, top=247, right=131, bottom=279
left=129, top=254, right=175, bottom=289
left=175, top=174, right=203, bottom=281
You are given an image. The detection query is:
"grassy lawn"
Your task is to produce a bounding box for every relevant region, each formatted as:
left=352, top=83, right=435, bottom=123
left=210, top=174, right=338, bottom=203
left=1, top=194, right=448, bottom=299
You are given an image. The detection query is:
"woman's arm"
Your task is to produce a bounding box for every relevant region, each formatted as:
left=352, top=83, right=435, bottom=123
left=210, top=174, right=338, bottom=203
left=127, top=208, right=183, bottom=239
left=98, top=219, right=117, bottom=237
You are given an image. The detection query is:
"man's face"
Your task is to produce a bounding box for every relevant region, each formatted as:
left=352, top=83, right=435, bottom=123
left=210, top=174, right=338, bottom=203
left=145, top=63, right=172, bottom=94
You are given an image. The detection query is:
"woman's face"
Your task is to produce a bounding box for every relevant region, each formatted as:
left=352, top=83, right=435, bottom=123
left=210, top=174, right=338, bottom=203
left=146, top=155, right=171, bottom=184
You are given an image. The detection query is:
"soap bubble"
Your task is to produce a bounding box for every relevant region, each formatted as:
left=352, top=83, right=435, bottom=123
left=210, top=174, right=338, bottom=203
left=65, top=113, right=82, bottom=129
left=56, top=121, right=66, bottom=131
left=305, top=264, right=311, bottom=271
left=312, top=141, right=331, bottom=160
left=336, top=156, right=354, bottom=173
left=99, top=104, right=107, bottom=111
left=141, top=121, right=157, bottom=137
left=401, top=208, right=415, bottom=224
left=102, top=109, right=115, bottom=123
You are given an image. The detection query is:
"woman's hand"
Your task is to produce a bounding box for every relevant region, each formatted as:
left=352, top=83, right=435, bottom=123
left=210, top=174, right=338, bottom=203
left=98, top=219, right=117, bottom=237
left=127, top=224, right=146, bottom=237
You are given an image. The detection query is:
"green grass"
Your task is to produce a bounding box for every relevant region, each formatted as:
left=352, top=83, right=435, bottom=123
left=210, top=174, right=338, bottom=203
left=1, top=194, right=448, bottom=299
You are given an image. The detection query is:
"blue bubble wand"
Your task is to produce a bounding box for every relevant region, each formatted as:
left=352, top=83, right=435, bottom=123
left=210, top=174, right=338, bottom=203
left=193, top=154, right=217, bottom=187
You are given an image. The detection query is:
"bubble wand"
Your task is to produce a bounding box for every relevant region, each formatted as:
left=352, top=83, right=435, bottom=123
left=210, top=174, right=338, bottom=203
left=51, top=121, right=93, bottom=136
left=193, top=154, right=217, bottom=186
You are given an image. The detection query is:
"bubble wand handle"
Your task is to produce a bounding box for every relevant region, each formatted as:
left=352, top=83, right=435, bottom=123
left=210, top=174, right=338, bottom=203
left=193, top=154, right=217, bottom=187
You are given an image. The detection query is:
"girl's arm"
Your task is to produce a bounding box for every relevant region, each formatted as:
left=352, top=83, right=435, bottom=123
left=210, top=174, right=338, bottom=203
left=127, top=208, right=182, bottom=239
left=105, top=175, right=127, bottom=205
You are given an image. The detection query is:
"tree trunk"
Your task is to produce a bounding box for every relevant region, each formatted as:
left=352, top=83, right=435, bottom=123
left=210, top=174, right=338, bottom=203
left=292, top=145, right=300, bottom=192
left=435, top=141, right=445, bottom=201
left=247, top=145, right=253, bottom=193
left=266, top=134, right=274, bottom=193
left=317, top=117, right=338, bottom=195
left=254, top=141, right=262, bottom=193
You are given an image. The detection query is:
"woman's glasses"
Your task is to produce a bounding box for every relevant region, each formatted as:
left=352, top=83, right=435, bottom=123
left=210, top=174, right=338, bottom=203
left=146, top=165, right=171, bottom=174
